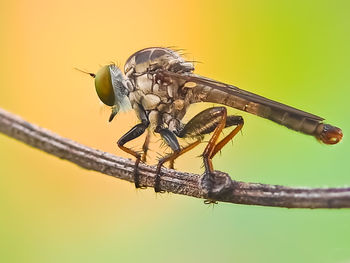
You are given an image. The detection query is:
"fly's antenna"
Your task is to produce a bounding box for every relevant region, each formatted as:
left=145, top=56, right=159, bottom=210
left=74, top=67, right=96, bottom=78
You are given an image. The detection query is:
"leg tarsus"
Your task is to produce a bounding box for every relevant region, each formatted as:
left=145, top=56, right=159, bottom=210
left=154, top=155, right=175, bottom=193
left=133, top=158, right=142, bottom=189
left=200, top=170, right=234, bottom=200
left=204, top=199, right=218, bottom=205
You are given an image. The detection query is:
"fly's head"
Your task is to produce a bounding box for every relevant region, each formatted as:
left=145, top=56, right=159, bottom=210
left=77, top=64, right=131, bottom=122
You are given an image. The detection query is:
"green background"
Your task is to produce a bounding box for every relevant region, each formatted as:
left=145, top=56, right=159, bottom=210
left=0, top=0, right=349, bottom=262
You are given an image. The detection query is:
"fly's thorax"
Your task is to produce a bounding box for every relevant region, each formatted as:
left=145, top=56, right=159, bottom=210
left=124, top=47, right=195, bottom=131
left=130, top=69, right=187, bottom=109
left=141, top=94, right=161, bottom=111
left=124, top=47, right=193, bottom=76
left=134, top=74, right=153, bottom=94
left=129, top=88, right=163, bottom=112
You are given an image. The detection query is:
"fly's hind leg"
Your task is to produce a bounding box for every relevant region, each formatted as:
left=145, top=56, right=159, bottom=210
left=176, top=107, right=244, bottom=196
left=154, top=127, right=200, bottom=193
left=202, top=108, right=243, bottom=195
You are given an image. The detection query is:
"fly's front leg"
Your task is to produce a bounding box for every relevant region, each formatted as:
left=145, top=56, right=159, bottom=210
left=141, top=130, right=151, bottom=163
left=118, top=119, right=149, bottom=189
left=169, top=159, right=175, bottom=170
left=176, top=107, right=244, bottom=196
left=154, top=127, right=200, bottom=193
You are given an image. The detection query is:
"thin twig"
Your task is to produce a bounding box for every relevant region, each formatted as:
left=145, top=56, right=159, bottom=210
left=0, top=107, right=349, bottom=208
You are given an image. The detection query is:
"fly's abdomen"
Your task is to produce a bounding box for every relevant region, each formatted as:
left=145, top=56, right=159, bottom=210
left=258, top=105, right=320, bottom=135
left=191, top=83, right=342, bottom=143
left=314, top=123, right=343, bottom=144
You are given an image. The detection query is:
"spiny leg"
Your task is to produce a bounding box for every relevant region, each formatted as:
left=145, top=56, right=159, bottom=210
left=155, top=140, right=200, bottom=192
left=117, top=120, right=149, bottom=189
left=202, top=118, right=243, bottom=202
left=201, top=107, right=227, bottom=185
left=176, top=107, right=243, bottom=139
left=176, top=107, right=243, bottom=194
left=203, top=109, right=243, bottom=193
left=154, top=127, right=200, bottom=193
left=211, top=120, right=244, bottom=158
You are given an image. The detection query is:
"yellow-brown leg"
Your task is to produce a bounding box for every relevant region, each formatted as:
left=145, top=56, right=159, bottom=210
left=173, top=106, right=244, bottom=200
left=202, top=107, right=227, bottom=175
left=211, top=122, right=244, bottom=158
left=201, top=108, right=244, bottom=198
left=154, top=140, right=200, bottom=192
left=154, top=127, right=201, bottom=192
left=141, top=130, right=151, bottom=163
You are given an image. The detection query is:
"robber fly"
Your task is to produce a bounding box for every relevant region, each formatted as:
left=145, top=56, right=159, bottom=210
left=80, top=47, right=343, bottom=193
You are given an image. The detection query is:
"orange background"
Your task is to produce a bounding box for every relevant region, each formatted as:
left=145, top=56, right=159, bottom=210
left=1, top=0, right=350, bottom=262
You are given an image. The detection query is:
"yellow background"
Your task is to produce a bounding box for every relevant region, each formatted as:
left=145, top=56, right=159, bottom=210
left=1, top=0, right=350, bottom=262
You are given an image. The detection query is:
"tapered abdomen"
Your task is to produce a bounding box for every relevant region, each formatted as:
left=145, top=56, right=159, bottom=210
left=190, top=80, right=342, bottom=144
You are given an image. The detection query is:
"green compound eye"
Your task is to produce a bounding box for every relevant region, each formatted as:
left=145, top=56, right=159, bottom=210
left=94, top=65, right=115, bottom=106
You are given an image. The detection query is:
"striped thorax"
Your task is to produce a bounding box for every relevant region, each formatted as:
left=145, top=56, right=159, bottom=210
left=124, top=47, right=195, bottom=130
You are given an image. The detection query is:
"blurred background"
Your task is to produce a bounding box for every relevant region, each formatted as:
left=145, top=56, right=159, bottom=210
left=1, top=0, right=350, bottom=262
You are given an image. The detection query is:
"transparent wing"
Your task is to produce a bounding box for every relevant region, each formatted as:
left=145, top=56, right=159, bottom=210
left=160, top=70, right=324, bottom=122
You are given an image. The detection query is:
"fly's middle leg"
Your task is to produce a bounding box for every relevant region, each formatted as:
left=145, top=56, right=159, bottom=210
left=154, top=127, right=200, bottom=193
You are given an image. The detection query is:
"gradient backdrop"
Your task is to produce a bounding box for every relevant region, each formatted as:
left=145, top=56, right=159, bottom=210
left=1, top=0, right=350, bottom=262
